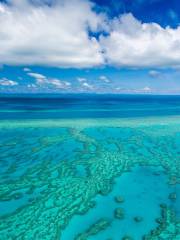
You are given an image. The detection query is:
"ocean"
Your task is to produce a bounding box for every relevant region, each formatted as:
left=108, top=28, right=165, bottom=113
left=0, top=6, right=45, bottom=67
left=0, top=94, right=179, bottom=239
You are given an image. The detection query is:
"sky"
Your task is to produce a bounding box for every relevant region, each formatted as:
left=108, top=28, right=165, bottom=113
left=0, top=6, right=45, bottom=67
left=0, top=0, right=180, bottom=94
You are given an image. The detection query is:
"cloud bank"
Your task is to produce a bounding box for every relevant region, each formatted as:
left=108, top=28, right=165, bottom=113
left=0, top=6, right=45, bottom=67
left=27, top=72, right=71, bottom=89
left=100, top=14, right=180, bottom=68
left=0, top=78, right=18, bottom=86
left=0, top=0, right=104, bottom=68
left=0, top=0, right=180, bottom=68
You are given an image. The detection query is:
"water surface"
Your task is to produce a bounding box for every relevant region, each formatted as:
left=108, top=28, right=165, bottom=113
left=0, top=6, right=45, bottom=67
left=0, top=94, right=179, bottom=239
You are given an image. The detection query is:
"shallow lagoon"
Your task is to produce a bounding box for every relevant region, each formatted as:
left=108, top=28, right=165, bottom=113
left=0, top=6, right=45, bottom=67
left=0, top=95, right=180, bottom=239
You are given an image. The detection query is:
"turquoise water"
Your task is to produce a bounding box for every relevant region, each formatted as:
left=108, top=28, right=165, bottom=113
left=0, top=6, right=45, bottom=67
left=0, top=95, right=180, bottom=239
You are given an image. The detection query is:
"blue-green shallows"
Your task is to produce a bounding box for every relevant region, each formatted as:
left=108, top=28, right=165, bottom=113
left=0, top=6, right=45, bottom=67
left=0, top=95, right=179, bottom=239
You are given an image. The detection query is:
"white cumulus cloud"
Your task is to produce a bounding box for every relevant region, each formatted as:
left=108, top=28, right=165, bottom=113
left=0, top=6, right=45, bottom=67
left=77, top=77, right=87, bottom=82
left=149, top=70, right=161, bottom=78
left=0, top=78, right=18, bottom=86
left=99, top=75, right=110, bottom=82
left=0, top=1, right=180, bottom=69
left=142, top=86, right=151, bottom=92
left=23, top=68, right=31, bottom=72
left=0, top=0, right=104, bottom=68
left=100, top=13, right=180, bottom=68
left=28, top=72, right=71, bottom=89
left=81, top=82, right=94, bottom=90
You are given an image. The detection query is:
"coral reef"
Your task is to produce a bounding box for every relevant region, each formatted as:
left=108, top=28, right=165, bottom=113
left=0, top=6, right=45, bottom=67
left=134, top=216, right=143, bottom=223
left=0, top=121, right=179, bottom=239
left=122, top=236, right=134, bottom=240
left=168, top=192, right=177, bottom=201
left=114, top=195, right=124, bottom=203
left=74, top=218, right=111, bottom=240
left=143, top=206, right=180, bottom=239
left=114, top=207, right=125, bottom=219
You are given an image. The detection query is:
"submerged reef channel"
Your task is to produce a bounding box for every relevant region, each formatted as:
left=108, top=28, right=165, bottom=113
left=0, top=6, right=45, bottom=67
left=0, top=121, right=179, bottom=239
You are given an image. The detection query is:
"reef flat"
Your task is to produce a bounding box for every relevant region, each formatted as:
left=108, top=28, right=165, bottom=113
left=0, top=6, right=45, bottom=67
left=0, top=116, right=179, bottom=239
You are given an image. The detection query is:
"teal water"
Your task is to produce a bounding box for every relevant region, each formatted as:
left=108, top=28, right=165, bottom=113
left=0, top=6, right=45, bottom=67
left=0, top=94, right=180, bottom=239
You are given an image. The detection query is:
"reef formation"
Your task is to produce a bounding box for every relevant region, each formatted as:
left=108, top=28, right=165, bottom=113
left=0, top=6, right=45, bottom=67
left=0, top=120, right=179, bottom=239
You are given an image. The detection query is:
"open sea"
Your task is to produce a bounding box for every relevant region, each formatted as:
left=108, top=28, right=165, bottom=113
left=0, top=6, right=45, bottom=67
left=0, top=94, right=180, bottom=240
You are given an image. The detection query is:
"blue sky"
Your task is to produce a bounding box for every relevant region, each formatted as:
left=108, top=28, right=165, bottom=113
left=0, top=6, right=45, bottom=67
left=0, top=0, right=180, bottom=94
left=94, top=0, right=180, bottom=28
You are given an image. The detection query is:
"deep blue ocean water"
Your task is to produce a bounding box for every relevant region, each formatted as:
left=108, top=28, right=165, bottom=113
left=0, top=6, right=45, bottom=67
left=0, top=94, right=180, bottom=119
left=0, top=94, right=179, bottom=239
